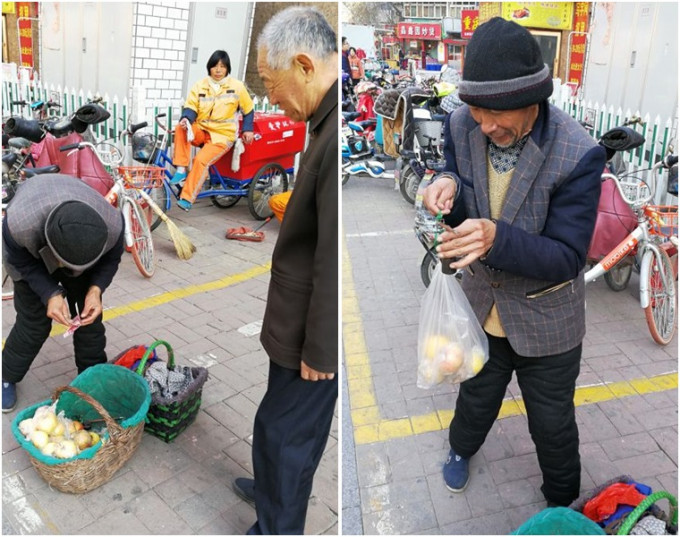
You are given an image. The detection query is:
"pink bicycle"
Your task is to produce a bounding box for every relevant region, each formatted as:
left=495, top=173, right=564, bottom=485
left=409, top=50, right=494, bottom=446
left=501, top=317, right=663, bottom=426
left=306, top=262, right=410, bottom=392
left=585, top=152, right=678, bottom=345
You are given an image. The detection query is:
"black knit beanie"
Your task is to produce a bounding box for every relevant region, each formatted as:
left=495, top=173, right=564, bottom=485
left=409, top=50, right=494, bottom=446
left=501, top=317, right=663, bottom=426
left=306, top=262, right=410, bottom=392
left=458, top=17, right=553, bottom=110
left=45, top=201, right=108, bottom=269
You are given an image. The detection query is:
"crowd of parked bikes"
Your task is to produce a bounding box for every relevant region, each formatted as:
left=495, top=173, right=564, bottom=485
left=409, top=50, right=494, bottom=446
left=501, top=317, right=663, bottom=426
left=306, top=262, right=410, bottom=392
left=342, top=56, right=678, bottom=347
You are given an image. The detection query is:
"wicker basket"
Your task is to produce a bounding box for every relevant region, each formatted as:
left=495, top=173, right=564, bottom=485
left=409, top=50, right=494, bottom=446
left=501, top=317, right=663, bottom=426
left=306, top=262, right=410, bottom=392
left=11, top=365, right=150, bottom=494
left=117, top=166, right=165, bottom=189
left=135, top=340, right=208, bottom=443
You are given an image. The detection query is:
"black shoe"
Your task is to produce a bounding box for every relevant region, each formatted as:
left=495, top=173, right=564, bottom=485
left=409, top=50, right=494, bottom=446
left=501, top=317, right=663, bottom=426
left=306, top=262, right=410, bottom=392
left=2, top=381, right=16, bottom=413
left=233, top=477, right=255, bottom=505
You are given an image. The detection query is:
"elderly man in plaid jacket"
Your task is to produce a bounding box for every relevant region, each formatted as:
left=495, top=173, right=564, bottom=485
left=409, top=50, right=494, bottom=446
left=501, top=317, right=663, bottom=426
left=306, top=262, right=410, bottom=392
left=2, top=174, right=124, bottom=412
left=423, top=18, right=606, bottom=506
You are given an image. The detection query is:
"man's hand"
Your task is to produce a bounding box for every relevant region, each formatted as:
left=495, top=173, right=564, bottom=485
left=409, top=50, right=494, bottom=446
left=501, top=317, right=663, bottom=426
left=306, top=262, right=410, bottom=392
left=437, top=218, right=496, bottom=269
left=242, top=131, right=254, bottom=145
left=423, top=175, right=457, bottom=215
left=301, top=361, right=335, bottom=381
left=79, top=286, right=103, bottom=326
left=46, top=294, right=71, bottom=327
left=179, top=117, right=191, bottom=130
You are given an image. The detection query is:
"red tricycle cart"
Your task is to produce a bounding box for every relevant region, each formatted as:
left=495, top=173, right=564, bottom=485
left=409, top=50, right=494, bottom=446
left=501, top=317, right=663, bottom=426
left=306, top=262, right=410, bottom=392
left=147, top=112, right=306, bottom=223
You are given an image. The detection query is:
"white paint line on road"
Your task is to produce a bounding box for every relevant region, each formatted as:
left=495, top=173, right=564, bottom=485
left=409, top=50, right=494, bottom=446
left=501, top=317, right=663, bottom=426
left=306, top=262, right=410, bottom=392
left=238, top=320, right=263, bottom=337
left=11, top=496, right=49, bottom=534
left=344, top=229, right=413, bottom=238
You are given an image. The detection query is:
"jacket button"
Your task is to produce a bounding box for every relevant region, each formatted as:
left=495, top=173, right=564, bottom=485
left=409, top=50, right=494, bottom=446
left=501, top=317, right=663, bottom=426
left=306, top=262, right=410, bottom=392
left=491, top=282, right=500, bottom=288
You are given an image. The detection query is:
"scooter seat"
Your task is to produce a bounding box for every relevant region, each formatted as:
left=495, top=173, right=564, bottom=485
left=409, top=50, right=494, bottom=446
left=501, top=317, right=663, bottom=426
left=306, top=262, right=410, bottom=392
left=8, top=137, right=32, bottom=150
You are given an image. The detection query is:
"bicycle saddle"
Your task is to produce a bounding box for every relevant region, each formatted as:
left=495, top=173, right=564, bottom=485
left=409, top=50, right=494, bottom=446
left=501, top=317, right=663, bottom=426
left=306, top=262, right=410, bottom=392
left=23, top=165, right=60, bottom=177
left=44, top=118, right=75, bottom=138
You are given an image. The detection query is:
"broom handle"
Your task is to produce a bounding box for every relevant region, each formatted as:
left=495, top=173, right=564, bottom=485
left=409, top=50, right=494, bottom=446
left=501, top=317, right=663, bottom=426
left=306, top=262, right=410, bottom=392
left=136, top=188, right=171, bottom=223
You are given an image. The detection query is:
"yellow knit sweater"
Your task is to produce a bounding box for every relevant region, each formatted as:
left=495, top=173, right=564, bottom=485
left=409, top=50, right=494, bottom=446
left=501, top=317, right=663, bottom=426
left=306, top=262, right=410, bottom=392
left=482, top=159, right=513, bottom=337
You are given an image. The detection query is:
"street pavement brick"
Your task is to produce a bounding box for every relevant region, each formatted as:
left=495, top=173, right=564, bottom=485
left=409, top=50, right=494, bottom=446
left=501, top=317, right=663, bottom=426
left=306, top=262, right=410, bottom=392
left=598, top=431, right=660, bottom=460
left=597, top=398, right=646, bottom=435
left=2, top=200, right=337, bottom=534
left=425, top=472, right=472, bottom=526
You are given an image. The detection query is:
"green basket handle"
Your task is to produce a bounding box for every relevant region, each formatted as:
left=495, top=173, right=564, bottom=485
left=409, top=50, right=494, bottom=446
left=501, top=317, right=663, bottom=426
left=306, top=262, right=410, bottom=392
left=135, top=340, right=175, bottom=376
left=616, top=490, right=677, bottom=535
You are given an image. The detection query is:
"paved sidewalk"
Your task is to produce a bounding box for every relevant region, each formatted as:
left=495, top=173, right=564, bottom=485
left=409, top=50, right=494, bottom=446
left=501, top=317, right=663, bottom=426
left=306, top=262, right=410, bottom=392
left=2, top=194, right=338, bottom=535
left=341, top=176, right=677, bottom=534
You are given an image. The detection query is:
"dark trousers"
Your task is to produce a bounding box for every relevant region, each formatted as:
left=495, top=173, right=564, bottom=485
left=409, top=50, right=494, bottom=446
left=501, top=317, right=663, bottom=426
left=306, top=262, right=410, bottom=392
left=247, top=361, right=338, bottom=535
left=449, top=334, right=582, bottom=506
left=2, top=274, right=107, bottom=383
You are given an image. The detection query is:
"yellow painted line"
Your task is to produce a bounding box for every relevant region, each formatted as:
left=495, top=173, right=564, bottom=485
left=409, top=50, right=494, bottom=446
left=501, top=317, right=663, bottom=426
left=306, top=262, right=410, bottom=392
left=343, top=236, right=679, bottom=446
left=47, top=263, right=271, bottom=337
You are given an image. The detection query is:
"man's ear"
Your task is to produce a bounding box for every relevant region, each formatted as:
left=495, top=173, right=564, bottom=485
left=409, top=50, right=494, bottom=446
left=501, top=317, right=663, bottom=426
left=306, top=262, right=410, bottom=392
left=293, top=53, right=315, bottom=80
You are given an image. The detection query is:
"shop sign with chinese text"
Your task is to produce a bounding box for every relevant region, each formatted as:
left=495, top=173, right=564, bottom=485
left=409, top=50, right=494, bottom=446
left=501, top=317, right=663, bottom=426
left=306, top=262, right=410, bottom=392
left=567, top=2, right=589, bottom=91
left=16, top=2, right=35, bottom=68
left=461, top=10, right=479, bottom=38
left=501, top=2, right=574, bottom=31
left=397, top=22, right=441, bottom=41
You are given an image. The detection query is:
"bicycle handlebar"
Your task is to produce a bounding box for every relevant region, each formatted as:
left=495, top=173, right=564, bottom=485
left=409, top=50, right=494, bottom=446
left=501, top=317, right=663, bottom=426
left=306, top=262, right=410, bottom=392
left=129, top=121, right=148, bottom=134
left=606, top=150, right=676, bottom=209
left=59, top=143, right=81, bottom=151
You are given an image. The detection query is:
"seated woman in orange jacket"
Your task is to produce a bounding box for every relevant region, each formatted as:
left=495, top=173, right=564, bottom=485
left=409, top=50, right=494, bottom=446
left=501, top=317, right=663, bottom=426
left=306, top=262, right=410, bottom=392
left=171, top=50, right=255, bottom=211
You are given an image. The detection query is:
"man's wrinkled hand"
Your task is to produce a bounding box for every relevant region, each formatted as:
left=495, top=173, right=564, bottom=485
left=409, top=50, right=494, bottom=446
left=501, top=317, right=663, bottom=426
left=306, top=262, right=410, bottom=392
left=437, top=218, right=496, bottom=269
left=79, top=286, right=102, bottom=326
left=423, top=176, right=456, bottom=215
left=301, top=361, right=335, bottom=381
left=46, top=294, right=71, bottom=327
left=242, top=131, right=254, bottom=144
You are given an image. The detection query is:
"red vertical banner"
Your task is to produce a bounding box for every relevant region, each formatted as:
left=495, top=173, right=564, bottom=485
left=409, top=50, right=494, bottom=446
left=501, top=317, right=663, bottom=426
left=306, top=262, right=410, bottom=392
left=16, top=2, right=35, bottom=68
left=567, top=2, right=589, bottom=91
left=461, top=10, right=479, bottom=39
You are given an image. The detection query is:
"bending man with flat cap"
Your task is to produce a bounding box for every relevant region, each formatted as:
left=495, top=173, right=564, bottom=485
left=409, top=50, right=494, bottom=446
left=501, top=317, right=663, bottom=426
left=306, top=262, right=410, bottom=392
left=423, top=17, right=606, bottom=506
left=2, top=174, right=124, bottom=412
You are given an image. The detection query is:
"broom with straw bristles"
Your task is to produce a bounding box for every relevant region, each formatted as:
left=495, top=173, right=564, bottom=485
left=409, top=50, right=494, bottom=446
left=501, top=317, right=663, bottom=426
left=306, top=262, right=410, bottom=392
left=136, top=188, right=197, bottom=260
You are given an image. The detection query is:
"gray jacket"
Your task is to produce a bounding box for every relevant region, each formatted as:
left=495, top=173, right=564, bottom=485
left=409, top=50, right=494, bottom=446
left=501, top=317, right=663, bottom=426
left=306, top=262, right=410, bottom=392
left=3, top=174, right=124, bottom=304
left=443, top=103, right=606, bottom=357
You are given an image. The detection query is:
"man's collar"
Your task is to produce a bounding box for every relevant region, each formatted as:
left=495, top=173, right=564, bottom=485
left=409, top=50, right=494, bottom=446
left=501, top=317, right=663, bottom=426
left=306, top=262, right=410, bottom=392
left=309, top=79, right=338, bottom=132
left=530, top=101, right=549, bottom=145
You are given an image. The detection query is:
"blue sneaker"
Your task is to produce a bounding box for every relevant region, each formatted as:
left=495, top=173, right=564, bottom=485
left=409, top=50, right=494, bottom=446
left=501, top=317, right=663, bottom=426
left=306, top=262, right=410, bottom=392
left=177, top=199, right=192, bottom=211
left=443, top=449, right=469, bottom=492
left=170, top=171, right=187, bottom=185
left=2, top=381, right=16, bottom=413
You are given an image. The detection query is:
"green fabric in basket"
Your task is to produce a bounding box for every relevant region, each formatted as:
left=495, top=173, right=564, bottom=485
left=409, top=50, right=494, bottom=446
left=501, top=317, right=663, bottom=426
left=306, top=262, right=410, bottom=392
left=11, top=364, right=151, bottom=465
left=511, top=507, right=606, bottom=535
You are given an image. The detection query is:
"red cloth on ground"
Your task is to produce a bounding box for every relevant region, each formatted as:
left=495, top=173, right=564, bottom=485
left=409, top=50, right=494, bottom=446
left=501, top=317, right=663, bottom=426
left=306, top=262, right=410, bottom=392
left=114, top=346, right=149, bottom=369
left=583, top=483, right=647, bottom=523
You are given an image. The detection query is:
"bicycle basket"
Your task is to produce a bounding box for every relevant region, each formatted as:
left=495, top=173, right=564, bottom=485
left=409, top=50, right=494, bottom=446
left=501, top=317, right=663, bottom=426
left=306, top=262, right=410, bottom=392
left=648, top=206, right=678, bottom=238
left=117, top=166, right=165, bottom=189
left=131, top=132, right=157, bottom=163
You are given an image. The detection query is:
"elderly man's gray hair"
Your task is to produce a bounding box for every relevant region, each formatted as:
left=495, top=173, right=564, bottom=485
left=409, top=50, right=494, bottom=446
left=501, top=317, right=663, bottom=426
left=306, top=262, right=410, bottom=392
left=257, top=6, right=337, bottom=70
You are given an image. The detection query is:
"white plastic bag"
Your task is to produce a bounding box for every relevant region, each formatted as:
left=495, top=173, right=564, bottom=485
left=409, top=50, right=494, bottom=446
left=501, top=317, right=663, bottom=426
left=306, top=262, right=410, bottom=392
left=417, top=265, right=489, bottom=389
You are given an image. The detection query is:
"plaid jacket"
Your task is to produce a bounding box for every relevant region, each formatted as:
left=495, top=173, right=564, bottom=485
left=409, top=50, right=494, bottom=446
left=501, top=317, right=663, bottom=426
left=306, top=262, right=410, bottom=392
left=3, top=174, right=124, bottom=304
left=443, top=103, right=606, bottom=357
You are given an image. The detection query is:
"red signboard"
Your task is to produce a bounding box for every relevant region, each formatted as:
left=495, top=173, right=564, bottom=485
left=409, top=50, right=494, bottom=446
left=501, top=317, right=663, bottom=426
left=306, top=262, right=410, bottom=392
left=16, top=2, right=35, bottom=68
left=397, top=22, right=441, bottom=41
left=567, top=2, right=589, bottom=90
left=461, top=10, right=479, bottom=39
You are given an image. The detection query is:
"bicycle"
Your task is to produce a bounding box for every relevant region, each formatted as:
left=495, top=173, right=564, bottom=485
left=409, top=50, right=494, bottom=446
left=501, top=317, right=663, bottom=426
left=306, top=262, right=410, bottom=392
left=584, top=151, right=678, bottom=345
left=60, top=140, right=160, bottom=278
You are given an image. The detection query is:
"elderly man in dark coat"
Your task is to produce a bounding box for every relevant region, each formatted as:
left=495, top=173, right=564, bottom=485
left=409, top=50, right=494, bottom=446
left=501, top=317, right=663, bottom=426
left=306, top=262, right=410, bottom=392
left=424, top=17, right=606, bottom=506
left=232, top=6, right=338, bottom=535
left=2, top=174, right=124, bottom=412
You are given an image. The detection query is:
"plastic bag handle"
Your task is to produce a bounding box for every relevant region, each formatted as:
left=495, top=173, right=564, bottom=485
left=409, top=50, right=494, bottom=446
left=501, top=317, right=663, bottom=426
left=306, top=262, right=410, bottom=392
left=616, top=490, right=678, bottom=535
left=135, top=340, right=175, bottom=376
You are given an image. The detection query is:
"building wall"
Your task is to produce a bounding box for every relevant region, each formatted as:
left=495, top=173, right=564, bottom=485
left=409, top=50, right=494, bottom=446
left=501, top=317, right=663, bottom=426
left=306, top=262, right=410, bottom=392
left=130, top=1, right=189, bottom=106
left=582, top=2, right=678, bottom=121
left=244, top=2, right=338, bottom=99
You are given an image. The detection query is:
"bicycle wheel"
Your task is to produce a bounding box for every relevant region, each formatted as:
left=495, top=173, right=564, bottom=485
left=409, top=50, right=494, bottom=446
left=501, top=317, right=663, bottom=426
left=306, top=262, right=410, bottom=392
left=400, top=166, right=420, bottom=205
left=125, top=199, right=155, bottom=278
left=145, top=182, right=170, bottom=231
left=643, top=247, right=676, bottom=345
left=247, top=163, right=288, bottom=220
left=604, top=262, right=633, bottom=291
left=210, top=193, right=241, bottom=208
left=420, top=249, right=462, bottom=287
